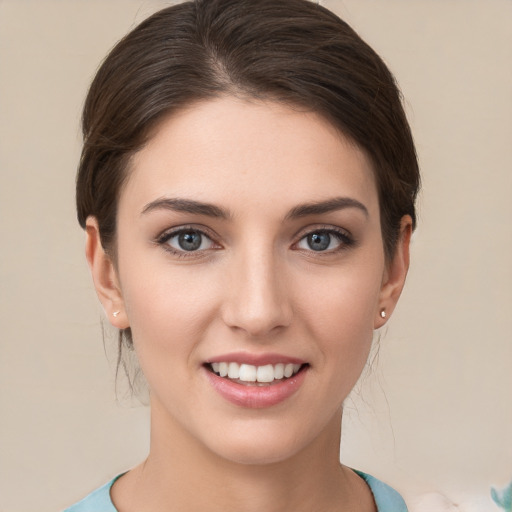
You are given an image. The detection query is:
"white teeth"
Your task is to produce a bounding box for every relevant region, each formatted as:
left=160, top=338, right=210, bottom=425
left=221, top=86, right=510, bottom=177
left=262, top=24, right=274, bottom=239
left=228, top=362, right=239, bottom=379
left=219, top=362, right=228, bottom=377
left=209, top=361, right=303, bottom=383
left=274, top=363, right=284, bottom=379
left=239, top=364, right=257, bottom=382
left=256, top=364, right=274, bottom=383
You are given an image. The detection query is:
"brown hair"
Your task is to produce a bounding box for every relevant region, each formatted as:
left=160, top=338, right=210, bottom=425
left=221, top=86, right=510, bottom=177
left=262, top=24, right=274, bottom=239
left=77, top=0, right=420, bottom=354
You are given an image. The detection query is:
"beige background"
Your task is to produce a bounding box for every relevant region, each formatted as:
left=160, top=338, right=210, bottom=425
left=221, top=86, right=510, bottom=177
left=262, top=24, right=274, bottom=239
left=0, top=1, right=511, bottom=511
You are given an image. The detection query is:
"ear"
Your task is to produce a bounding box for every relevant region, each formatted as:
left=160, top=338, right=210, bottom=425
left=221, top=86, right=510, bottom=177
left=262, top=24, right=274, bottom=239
left=374, top=215, right=413, bottom=329
left=85, top=216, right=129, bottom=329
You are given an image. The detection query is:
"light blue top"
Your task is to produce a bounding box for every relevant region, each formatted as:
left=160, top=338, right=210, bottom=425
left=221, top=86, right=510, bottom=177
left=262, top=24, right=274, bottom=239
left=64, top=470, right=408, bottom=512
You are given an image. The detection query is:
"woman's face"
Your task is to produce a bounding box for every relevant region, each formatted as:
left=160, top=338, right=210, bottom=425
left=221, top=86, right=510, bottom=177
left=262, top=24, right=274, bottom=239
left=88, top=97, right=409, bottom=465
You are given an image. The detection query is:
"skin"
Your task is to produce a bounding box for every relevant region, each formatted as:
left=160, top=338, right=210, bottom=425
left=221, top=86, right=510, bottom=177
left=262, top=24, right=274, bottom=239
left=86, top=96, right=412, bottom=512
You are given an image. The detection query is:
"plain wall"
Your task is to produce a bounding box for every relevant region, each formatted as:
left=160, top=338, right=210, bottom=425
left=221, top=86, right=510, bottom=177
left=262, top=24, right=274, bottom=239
left=0, top=1, right=511, bottom=510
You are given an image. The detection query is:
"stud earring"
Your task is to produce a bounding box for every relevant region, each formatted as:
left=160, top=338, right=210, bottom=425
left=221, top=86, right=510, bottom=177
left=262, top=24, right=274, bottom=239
left=113, top=311, right=120, bottom=318
left=380, top=309, right=386, bottom=319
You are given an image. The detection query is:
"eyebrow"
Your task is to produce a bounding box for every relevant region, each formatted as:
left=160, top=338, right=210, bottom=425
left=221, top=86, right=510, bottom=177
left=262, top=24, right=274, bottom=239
left=141, top=197, right=231, bottom=219
left=285, top=197, right=368, bottom=220
left=141, top=196, right=368, bottom=220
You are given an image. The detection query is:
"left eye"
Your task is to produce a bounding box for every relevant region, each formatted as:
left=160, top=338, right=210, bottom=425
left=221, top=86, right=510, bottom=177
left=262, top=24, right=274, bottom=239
left=164, top=230, right=215, bottom=252
left=296, top=231, right=344, bottom=252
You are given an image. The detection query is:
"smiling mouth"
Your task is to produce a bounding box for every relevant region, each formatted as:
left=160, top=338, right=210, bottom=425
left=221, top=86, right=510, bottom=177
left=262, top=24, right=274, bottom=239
left=205, top=362, right=307, bottom=386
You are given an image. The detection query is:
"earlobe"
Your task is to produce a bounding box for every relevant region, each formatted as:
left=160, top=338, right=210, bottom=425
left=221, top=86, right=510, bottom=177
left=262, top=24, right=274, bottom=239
left=374, top=215, right=413, bottom=329
left=85, top=217, right=129, bottom=329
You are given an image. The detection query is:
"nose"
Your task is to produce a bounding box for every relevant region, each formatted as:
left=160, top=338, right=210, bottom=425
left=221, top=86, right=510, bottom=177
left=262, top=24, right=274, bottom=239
left=221, top=246, right=292, bottom=338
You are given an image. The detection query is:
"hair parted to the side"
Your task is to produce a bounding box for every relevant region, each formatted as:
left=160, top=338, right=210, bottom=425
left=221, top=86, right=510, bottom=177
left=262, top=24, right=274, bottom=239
left=77, top=0, right=420, bottom=356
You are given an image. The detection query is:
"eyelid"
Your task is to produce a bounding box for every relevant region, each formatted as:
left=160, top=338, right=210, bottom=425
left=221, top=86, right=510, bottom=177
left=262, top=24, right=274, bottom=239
left=156, top=224, right=218, bottom=242
left=293, top=223, right=353, bottom=242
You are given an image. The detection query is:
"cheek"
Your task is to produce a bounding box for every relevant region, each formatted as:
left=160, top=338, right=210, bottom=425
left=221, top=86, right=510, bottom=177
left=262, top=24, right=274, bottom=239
left=299, top=262, right=382, bottom=334
left=118, top=258, right=220, bottom=360
left=296, top=263, right=383, bottom=380
left=118, top=263, right=223, bottom=411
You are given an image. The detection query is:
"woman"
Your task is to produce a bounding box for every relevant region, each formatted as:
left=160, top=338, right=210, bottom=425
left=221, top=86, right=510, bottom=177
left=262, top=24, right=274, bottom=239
left=67, top=0, right=419, bottom=510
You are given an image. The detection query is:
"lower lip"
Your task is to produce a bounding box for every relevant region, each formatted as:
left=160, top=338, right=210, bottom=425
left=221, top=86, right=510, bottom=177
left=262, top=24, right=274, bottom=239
left=203, top=366, right=308, bottom=408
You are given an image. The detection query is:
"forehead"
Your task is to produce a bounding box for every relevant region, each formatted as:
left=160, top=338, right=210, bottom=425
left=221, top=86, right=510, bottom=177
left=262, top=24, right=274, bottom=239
left=122, top=97, right=379, bottom=217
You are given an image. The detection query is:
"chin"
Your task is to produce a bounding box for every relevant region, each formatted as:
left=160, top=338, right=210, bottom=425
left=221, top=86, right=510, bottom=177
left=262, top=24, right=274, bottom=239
left=214, top=439, right=304, bottom=466
left=201, top=418, right=327, bottom=467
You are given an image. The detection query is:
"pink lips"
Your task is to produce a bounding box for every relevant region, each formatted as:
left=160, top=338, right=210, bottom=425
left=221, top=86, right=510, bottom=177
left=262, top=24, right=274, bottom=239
left=206, top=352, right=306, bottom=366
left=203, top=352, right=308, bottom=409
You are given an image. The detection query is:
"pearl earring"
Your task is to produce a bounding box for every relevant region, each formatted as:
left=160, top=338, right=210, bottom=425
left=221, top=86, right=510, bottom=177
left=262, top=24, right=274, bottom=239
left=380, top=309, right=386, bottom=319
left=113, top=311, right=120, bottom=318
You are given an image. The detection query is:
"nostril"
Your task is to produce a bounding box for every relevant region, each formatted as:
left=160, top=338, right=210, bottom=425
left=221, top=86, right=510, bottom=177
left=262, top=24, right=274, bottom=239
left=221, top=300, right=293, bottom=337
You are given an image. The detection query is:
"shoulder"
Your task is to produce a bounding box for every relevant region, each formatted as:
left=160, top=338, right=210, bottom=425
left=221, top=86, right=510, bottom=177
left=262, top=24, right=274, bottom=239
left=63, top=475, right=122, bottom=512
left=354, top=470, right=409, bottom=512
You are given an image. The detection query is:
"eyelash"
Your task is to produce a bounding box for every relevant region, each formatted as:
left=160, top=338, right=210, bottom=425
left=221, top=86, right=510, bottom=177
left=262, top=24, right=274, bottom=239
left=155, top=225, right=355, bottom=258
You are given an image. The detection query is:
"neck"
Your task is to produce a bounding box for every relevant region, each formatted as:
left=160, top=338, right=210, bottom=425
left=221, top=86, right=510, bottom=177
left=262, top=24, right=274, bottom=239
left=112, top=398, right=373, bottom=512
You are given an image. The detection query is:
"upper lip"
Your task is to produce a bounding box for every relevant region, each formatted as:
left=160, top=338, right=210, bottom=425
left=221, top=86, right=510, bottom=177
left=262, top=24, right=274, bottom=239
left=205, top=352, right=307, bottom=366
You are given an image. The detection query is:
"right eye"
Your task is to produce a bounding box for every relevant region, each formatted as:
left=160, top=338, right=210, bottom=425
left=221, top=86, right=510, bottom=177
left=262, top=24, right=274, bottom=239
left=159, top=228, right=216, bottom=253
